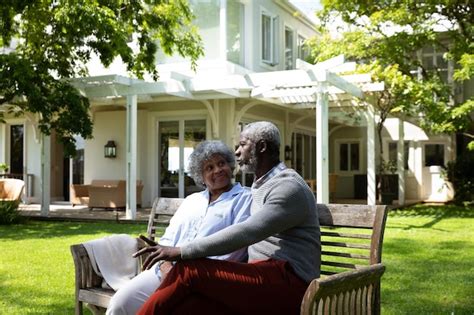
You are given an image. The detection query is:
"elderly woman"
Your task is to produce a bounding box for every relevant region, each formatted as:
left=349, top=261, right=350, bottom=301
left=106, top=140, right=252, bottom=315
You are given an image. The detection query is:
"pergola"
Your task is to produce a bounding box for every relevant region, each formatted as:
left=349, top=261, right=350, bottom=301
left=38, top=55, right=394, bottom=219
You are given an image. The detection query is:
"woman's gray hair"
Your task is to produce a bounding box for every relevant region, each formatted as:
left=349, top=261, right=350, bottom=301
left=242, top=121, right=281, bottom=155
left=188, top=140, right=235, bottom=187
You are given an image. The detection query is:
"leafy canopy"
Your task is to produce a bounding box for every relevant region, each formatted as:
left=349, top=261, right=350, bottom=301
left=0, top=0, right=203, bottom=156
left=309, top=0, right=474, bottom=149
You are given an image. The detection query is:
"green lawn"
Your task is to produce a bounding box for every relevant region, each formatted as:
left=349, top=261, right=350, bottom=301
left=382, top=204, right=474, bottom=314
left=0, top=204, right=473, bottom=314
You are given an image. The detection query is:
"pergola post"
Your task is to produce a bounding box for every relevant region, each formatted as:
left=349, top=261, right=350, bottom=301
left=398, top=119, right=405, bottom=205
left=40, top=134, right=51, bottom=216
left=316, top=83, right=329, bottom=204
left=126, top=94, right=137, bottom=220
left=366, top=104, right=376, bottom=206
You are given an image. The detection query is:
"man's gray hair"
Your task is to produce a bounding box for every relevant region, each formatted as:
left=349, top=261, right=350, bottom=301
left=188, top=140, right=235, bottom=187
left=242, top=121, right=281, bottom=150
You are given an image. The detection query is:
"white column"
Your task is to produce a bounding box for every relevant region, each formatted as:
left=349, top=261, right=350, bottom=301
left=126, top=95, right=137, bottom=220
left=40, top=134, right=51, bottom=216
left=219, top=0, right=227, bottom=60
left=366, top=104, right=376, bottom=206
left=178, top=120, right=185, bottom=198
left=23, top=122, right=29, bottom=203
left=398, top=119, right=405, bottom=205
left=316, top=84, right=329, bottom=203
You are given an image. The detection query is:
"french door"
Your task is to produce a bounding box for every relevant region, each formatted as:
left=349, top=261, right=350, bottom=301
left=158, top=119, right=206, bottom=198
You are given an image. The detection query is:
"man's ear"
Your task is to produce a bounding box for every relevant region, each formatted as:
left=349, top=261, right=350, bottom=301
left=256, top=140, right=267, bottom=153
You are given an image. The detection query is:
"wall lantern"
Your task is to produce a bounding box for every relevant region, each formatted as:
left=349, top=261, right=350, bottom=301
left=104, top=140, right=117, bottom=158
left=284, top=145, right=292, bottom=161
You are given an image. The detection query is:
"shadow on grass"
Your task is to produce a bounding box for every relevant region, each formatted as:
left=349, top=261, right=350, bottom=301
left=0, top=220, right=154, bottom=241
left=389, top=204, right=474, bottom=230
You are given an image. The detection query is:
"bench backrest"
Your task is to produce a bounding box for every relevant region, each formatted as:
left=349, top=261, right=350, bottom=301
left=147, top=197, right=184, bottom=241
left=146, top=199, right=389, bottom=272
left=318, top=204, right=388, bottom=276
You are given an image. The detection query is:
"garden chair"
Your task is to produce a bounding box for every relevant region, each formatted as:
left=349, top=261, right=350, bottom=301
left=0, top=178, right=25, bottom=201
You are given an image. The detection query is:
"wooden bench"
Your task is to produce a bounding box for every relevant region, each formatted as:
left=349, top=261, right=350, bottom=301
left=70, top=198, right=182, bottom=315
left=301, top=204, right=388, bottom=314
left=71, top=200, right=387, bottom=315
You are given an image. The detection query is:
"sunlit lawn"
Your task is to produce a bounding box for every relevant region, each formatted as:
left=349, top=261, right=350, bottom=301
left=0, top=203, right=473, bottom=314
left=381, top=204, right=474, bottom=314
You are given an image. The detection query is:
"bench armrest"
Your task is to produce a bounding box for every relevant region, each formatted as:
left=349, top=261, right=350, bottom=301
left=300, top=264, right=385, bottom=315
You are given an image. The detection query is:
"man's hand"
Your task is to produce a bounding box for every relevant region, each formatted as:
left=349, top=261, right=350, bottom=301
left=133, top=243, right=182, bottom=270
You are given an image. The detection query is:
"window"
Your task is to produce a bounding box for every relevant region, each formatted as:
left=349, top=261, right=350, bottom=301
left=422, top=45, right=449, bottom=84
left=425, top=144, right=445, bottom=166
left=261, top=11, right=278, bottom=65
left=339, top=142, right=360, bottom=172
left=297, top=35, right=310, bottom=61
left=284, top=27, right=294, bottom=70
left=388, top=141, right=409, bottom=170
left=227, top=1, right=244, bottom=65
left=291, top=132, right=316, bottom=179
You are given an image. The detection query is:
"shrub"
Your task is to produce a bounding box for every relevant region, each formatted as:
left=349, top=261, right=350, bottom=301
left=446, top=152, right=474, bottom=205
left=0, top=200, right=23, bottom=225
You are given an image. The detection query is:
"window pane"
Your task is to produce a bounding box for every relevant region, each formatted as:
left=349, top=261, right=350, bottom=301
left=388, top=142, right=397, bottom=163
left=350, top=143, right=359, bottom=171
left=425, top=144, right=445, bottom=166
left=10, top=125, right=24, bottom=174
left=296, top=134, right=303, bottom=175
left=285, top=27, right=293, bottom=70
left=227, top=1, right=244, bottom=65
left=340, top=143, right=348, bottom=171
left=262, top=14, right=271, bottom=61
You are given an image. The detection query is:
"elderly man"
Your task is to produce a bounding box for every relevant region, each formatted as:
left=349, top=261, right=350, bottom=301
left=135, top=121, right=320, bottom=315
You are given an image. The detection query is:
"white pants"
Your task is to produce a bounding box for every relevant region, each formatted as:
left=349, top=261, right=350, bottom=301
left=106, top=266, right=161, bottom=315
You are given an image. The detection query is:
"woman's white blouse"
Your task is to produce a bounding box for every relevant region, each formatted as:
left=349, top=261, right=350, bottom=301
left=158, top=183, right=252, bottom=262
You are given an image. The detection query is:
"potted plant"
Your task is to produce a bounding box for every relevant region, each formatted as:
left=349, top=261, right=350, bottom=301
left=0, top=163, right=9, bottom=174
left=378, top=159, right=398, bottom=205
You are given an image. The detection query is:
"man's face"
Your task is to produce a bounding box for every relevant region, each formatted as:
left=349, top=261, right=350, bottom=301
left=235, top=135, right=257, bottom=173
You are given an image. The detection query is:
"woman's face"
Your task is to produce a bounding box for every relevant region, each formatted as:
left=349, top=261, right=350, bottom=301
left=201, top=154, right=232, bottom=192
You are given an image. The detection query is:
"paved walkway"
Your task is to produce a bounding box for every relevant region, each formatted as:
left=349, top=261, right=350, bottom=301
left=17, top=198, right=420, bottom=224
left=18, top=202, right=151, bottom=223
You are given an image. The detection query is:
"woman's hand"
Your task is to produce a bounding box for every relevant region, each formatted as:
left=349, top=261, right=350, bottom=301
left=133, top=244, right=182, bottom=270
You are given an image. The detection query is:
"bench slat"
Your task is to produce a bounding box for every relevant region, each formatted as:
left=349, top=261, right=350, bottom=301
left=322, top=251, right=370, bottom=260
left=321, top=231, right=372, bottom=239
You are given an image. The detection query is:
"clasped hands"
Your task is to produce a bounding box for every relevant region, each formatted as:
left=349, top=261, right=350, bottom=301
left=133, top=235, right=182, bottom=270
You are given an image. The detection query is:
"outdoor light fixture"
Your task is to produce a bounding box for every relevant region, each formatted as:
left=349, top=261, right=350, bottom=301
left=284, top=145, right=292, bottom=161
left=104, top=140, right=117, bottom=158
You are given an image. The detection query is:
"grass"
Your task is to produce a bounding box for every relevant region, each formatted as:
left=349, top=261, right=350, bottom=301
left=382, top=204, right=474, bottom=314
left=0, top=220, right=152, bottom=314
left=0, top=204, right=473, bottom=314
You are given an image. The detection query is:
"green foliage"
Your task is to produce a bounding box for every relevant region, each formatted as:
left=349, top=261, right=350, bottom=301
left=0, top=0, right=203, bottom=156
left=310, top=0, right=474, bottom=150
left=0, top=163, right=9, bottom=172
left=0, top=200, right=23, bottom=225
left=446, top=151, right=474, bottom=205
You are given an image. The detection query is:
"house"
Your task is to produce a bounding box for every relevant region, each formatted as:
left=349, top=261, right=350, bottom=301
left=1, top=0, right=463, bottom=218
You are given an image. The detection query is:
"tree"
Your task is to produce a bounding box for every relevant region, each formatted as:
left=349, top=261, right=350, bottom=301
left=309, top=0, right=473, bottom=147
left=307, top=0, right=473, bottom=201
left=0, top=0, right=203, bottom=156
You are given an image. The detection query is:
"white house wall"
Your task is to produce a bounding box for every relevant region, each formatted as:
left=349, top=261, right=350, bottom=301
left=84, top=111, right=128, bottom=183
